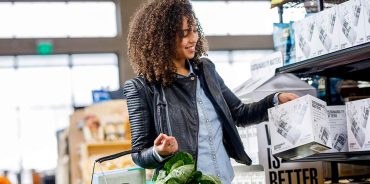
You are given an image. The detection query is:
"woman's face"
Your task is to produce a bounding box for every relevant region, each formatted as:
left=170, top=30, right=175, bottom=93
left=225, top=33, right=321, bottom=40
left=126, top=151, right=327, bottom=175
left=175, top=17, right=199, bottom=61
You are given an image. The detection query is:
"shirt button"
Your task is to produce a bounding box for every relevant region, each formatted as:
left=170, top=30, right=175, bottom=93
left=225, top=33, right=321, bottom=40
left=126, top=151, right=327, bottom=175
left=190, top=76, right=195, bottom=80
left=199, top=101, right=203, bottom=104
left=206, top=119, right=210, bottom=122
left=217, top=174, right=220, bottom=177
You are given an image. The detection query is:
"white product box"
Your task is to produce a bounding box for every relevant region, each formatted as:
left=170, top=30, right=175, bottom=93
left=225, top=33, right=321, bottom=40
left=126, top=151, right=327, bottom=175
left=268, top=95, right=332, bottom=160
left=294, top=15, right=316, bottom=62
left=314, top=6, right=341, bottom=55
left=345, top=98, right=370, bottom=151
left=327, top=106, right=348, bottom=152
left=339, top=0, right=366, bottom=49
left=362, top=0, right=370, bottom=42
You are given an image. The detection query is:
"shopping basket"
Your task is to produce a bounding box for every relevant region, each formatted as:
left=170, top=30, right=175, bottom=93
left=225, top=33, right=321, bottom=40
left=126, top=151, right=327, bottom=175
left=91, top=149, right=148, bottom=184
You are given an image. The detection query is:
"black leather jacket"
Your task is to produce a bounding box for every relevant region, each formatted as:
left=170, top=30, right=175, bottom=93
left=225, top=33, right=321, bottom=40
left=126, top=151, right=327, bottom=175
left=123, top=58, right=275, bottom=169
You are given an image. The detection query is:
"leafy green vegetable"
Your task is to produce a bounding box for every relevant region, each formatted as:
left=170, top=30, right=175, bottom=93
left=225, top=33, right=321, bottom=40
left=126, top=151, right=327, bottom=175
left=170, top=160, right=184, bottom=173
left=167, top=179, right=180, bottom=184
left=155, top=170, right=167, bottom=184
left=186, top=171, right=202, bottom=183
left=153, top=152, right=221, bottom=184
left=164, top=152, right=194, bottom=174
left=199, top=175, right=222, bottom=184
left=164, top=165, right=194, bottom=183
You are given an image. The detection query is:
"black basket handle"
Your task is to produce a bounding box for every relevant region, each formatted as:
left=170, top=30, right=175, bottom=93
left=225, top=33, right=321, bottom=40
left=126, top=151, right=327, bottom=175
left=91, top=149, right=142, bottom=184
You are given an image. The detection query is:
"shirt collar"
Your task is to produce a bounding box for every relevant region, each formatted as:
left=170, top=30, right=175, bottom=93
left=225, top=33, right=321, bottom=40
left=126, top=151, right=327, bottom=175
left=176, top=60, right=195, bottom=78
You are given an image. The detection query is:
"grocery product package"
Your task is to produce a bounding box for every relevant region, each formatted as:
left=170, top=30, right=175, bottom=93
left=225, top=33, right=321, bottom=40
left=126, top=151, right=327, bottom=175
left=268, top=95, right=332, bottom=160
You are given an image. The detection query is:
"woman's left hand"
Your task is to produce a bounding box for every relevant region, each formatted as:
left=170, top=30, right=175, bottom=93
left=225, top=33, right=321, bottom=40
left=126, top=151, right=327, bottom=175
left=278, top=92, right=300, bottom=104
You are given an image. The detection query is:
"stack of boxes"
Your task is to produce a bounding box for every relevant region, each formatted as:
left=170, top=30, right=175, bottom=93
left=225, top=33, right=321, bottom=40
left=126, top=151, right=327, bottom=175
left=268, top=95, right=370, bottom=160
left=293, top=0, right=370, bottom=63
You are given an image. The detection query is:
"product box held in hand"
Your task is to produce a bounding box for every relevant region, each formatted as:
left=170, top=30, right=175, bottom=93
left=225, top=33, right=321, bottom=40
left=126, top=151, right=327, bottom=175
left=268, top=95, right=332, bottom=160
left=346, top=98, right=370, bottom=151
left=327, top=105, right=348, bottom=152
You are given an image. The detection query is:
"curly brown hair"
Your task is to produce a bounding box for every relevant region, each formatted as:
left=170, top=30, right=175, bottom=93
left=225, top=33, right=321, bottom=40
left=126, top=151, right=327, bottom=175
left=127, top=0, right=208, bottom=86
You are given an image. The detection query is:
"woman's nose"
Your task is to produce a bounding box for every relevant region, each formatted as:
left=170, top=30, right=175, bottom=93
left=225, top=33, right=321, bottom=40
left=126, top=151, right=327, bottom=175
left=189, top=30, right=198, bottom=43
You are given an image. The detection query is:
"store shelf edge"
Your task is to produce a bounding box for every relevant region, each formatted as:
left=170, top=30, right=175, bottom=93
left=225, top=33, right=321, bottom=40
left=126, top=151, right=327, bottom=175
left=275, top=42, right=370, bottom=77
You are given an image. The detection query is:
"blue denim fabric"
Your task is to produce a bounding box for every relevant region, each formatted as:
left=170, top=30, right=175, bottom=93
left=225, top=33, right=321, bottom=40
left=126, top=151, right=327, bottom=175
left=185, top=63, right=234, bottom=183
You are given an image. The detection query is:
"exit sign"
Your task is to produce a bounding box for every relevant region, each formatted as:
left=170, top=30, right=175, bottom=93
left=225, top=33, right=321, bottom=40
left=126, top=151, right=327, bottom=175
left=36, top=40, right=53, bottom=55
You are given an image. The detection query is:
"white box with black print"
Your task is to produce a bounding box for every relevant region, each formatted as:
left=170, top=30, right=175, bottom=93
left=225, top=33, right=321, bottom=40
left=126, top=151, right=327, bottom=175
left=346, top=98, right=370, bottom=151
left=268, top=95, right=332, bottom=160
left=363, top=0, right=370, bottom=42
left=294, top=15, right=316, bottom=62
left=338, top=0, right=366, bottom=49
left=327, top=106, right=348, bottom=152
left=314, top=6, right=341, bottom=55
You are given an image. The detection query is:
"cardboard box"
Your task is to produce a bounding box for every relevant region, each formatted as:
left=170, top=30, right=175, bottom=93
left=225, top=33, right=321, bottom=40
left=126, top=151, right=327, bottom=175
left=314, top=6, right=341, bottom=55
left=327, top=106, right=348, bottom=152
left=339, top=0, right=366, bottom=49
left=268, top=95, right=331, bottom=160
left=294, top=15, right=316, bottom=62
left=363, top=0, right=370, bottom=42
left=346, top=98, right=370, bottom=151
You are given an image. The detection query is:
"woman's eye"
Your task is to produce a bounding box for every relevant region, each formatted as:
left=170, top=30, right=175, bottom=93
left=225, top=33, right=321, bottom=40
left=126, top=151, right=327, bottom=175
left=182, top=29, right=190, bottom=37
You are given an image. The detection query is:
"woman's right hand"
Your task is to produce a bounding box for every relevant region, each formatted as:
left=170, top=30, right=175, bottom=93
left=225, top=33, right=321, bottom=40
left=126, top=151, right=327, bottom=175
left=154, top=133, right=178, bottom=157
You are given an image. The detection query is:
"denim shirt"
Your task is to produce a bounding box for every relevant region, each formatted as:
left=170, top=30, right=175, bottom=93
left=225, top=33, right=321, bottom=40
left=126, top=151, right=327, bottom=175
left=181, top=63, right=234, bottom=183
left=194, top=73, right=234, bottom=183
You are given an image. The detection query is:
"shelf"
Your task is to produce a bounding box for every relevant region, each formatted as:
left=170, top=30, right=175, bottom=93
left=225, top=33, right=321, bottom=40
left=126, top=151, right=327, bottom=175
left=271, top=0, right=346, bottom=8
left=282, top=150, right=370, bottom=165
left=85, top=140, right=131, bottom=148
left=232, top=164, right=264, bottom=172
left=281, top=150, right=370, bottom=182
left=276, top=42, right=370, bottom=81
left=82, top=140, right=132, bottom=157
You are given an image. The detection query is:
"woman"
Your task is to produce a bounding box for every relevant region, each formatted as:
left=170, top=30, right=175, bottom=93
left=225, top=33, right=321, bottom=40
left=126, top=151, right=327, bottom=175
left=123, top=0, right=298, bottom=183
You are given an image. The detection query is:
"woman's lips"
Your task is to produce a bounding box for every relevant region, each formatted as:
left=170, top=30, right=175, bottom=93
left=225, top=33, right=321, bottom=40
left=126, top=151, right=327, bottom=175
left=186, top=46, right=195, bottom=52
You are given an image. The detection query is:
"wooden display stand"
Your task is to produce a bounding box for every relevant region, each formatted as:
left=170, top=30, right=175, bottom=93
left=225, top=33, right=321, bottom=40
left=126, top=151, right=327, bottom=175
left=68, top=100, right=133, bottom=184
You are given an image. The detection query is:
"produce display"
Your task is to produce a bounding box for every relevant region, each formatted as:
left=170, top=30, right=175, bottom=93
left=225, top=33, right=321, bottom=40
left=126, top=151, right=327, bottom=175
left=153, top=152, right=221, bottom=184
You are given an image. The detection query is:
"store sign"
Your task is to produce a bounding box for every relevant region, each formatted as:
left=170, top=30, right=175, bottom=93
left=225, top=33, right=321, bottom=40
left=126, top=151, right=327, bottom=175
left=234, top=52, right=283, bottom=97
left=36, top=39, right=53, bottom=55
left=257, top=122, right=324, bottom=184
left=250, top=51, right=283, bottom=78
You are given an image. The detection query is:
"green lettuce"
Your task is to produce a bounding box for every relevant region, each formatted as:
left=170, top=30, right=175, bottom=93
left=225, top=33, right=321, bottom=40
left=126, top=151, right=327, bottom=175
left=153, top=152, right=222, bottom=184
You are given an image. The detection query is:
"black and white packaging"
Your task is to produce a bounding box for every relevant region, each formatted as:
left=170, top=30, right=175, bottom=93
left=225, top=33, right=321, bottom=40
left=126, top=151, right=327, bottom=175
left=363, top=0, right=370, bottom=42
left=327, top=105, right=348, bottom=152
left=314, top=6, right=341, bottom=55
left=268, top=95, right=332, bottom=160
left=346, top=98, right=370, bottom=151
left=339, top=0, right=366, bottom=49
left=294, top=15, right=316, bottom=62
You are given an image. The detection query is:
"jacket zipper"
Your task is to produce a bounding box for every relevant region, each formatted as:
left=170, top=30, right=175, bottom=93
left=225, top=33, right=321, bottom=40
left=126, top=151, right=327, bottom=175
left=194, top=78, right=200, bottom=169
